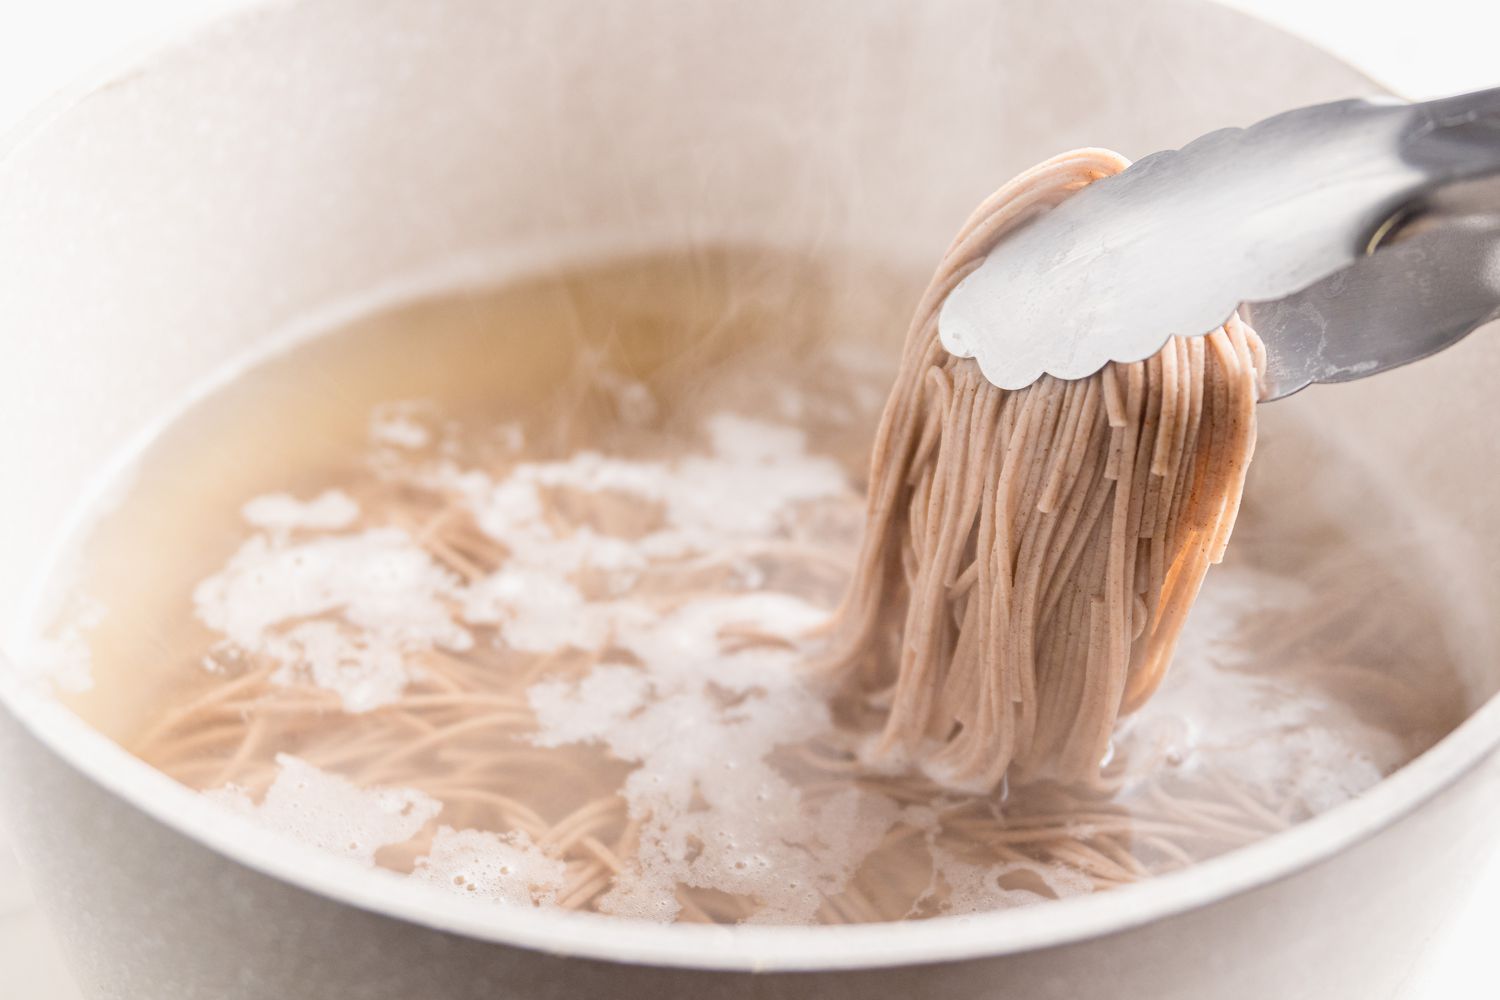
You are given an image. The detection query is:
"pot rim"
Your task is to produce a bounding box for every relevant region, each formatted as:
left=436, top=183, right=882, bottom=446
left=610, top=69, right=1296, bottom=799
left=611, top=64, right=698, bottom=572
left=2, top=0, right=1473, bottom=975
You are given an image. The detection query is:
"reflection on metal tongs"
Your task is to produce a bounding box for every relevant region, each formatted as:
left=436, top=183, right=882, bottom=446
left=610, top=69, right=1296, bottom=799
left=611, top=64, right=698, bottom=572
left=938, top=88, right=1500, bottom=400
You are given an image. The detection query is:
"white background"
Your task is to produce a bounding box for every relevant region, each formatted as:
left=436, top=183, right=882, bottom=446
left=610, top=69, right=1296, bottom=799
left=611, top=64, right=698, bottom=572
left=2, top=1, right=1498, bottom=997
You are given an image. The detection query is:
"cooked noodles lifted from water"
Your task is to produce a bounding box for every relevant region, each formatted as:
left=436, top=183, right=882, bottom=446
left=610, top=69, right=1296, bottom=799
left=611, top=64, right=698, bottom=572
left=56, top=153, right=1460, bottom=925
left=823, top=149, right=1263, bottom=791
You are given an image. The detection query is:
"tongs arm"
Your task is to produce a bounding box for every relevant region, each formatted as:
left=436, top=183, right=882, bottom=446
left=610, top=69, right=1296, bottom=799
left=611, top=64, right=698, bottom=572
left=1249, top=173, right=1500, bottom=399
left=938, top=87, right=1500, bottom=397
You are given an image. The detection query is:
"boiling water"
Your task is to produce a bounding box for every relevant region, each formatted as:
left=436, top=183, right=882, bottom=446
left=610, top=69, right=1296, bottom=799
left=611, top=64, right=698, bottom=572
left=32, top=249, right=1465, bottom=925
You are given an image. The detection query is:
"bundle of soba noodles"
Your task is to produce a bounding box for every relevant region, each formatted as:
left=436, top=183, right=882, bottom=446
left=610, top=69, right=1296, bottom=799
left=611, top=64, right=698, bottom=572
left=823, top=149, right=1264, bottom=791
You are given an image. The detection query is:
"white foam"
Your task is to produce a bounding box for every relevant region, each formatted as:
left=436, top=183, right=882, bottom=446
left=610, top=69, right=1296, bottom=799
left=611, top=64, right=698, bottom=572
left=932, top=852, right=1093, bottom=915
left=887, top=803, right=1090, bottom=917
left=194, top=527, right=471, bottom=711
left=185, top=411, right=892, bottom=921
left=196, top=414, right=844, bottom=706
left=444, top=462, right=653, bottom=580
left=13, top=596, right=103, bottom=694
left=611, top=593, right=830, bottom=691
left=460, top=568, right=604, bottom=653
left=456, top=414, right=847, bottom=563
left=370, top=402, right=435, bottom=449
left=666, top=415, right=848, bottom=538
left=411, top=827, right=567, bottom=907
left=528, top=591, right=896, bottom=924
left=208, top=754, right=440, bottom=865
left=529, top=663, right=652, bottom=749
left=440, top=413, right=849, bottom=659
left=242, top=490, right=360, bottom=532
left=262, top=621, right=422, bottom=713
left=436, top=415, right=893, bottom=920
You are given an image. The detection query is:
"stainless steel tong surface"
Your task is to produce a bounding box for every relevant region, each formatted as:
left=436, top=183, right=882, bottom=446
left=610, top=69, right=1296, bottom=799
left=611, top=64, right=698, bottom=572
left=937, top=88, right=1500, bottom=400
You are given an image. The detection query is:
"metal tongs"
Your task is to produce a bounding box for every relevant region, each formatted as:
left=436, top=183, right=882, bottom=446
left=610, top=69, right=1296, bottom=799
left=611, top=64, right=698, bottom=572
left=938, top=88, right=1500, bottom=399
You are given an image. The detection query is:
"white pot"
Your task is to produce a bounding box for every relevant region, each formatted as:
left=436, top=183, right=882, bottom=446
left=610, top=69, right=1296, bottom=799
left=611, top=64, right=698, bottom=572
left=2, top=1, right=1498, bottom=997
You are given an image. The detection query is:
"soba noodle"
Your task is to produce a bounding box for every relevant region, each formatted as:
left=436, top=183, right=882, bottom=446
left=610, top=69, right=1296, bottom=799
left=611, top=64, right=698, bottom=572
left=86, top=153, right=1453, bottom=925
left=822, top=149, right=1262, bottom=790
